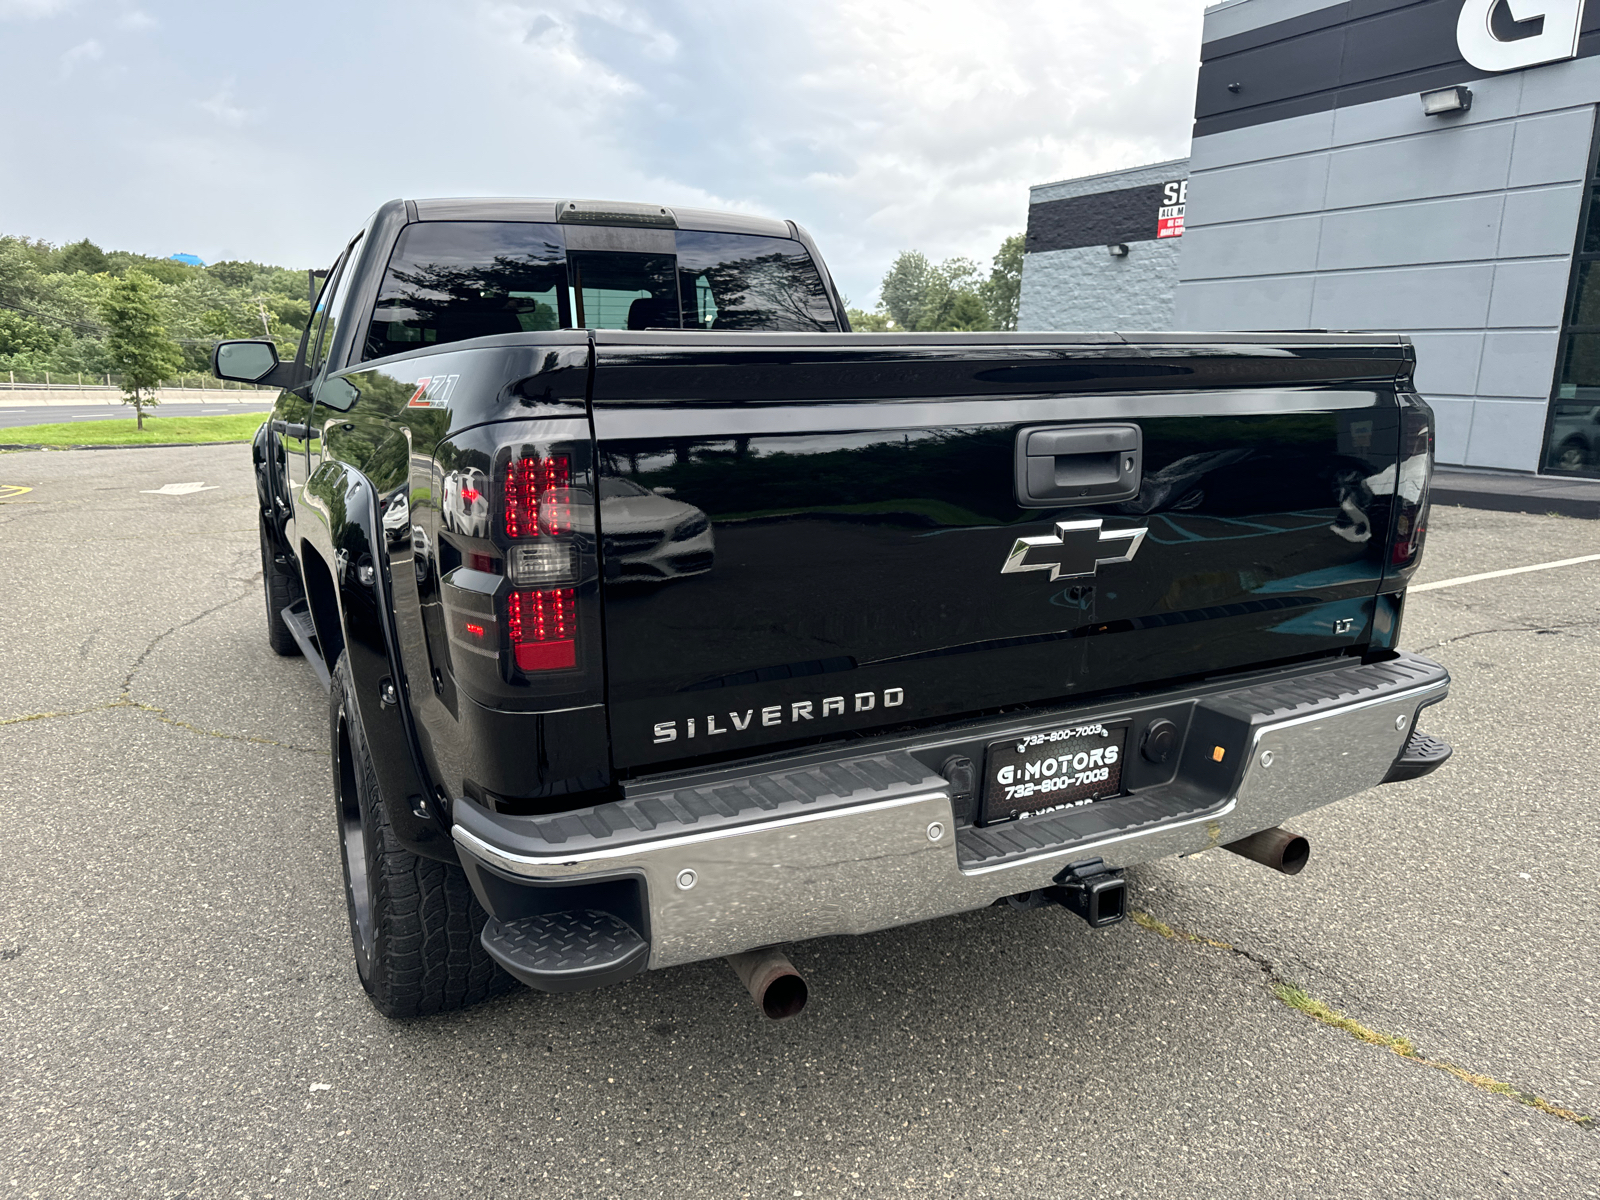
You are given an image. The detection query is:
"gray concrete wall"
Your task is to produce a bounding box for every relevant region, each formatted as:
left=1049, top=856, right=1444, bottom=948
left=1019, top=158, right=1189, bottom=332
left=1018, top=239, right=1184, bottom=332
left=1177, top=5, right=1600, bottom=471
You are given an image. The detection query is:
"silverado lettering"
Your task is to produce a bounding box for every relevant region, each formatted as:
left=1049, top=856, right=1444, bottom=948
left=652, top=687, right=907, bottom=743
left=220, top=195, right=1452, bottom=1022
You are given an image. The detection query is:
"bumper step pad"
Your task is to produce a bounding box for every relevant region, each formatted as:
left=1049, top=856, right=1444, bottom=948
left=1382, top=728, right=1453, bottom=784
left=480, top=909, right=649, bottom=993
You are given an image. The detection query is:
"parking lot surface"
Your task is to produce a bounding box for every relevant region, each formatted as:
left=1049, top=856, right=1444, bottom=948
left=1, top=444, right=1595, bottom=1199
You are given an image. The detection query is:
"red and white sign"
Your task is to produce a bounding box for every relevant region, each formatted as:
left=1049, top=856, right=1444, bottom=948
left=1157, top=179, right=1187, bottom=238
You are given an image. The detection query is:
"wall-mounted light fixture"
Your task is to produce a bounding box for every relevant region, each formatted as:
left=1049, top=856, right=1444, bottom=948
left=1420, top=85, right=1472, bottom=115
left=1107, top=243, right=1129, bottom=257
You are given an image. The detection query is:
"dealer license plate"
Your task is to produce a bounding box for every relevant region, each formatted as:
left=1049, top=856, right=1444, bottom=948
left=981, top=721, right=1128, bottom=824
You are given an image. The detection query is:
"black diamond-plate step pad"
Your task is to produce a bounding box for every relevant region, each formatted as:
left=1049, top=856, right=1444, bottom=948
left=481, top=909, right=649, bottom=994
left=1382, top=728, right=1453, bottom=784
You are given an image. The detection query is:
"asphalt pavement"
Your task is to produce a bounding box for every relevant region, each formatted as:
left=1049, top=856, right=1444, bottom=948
left=0, top=445, right=1595, bottom=1199
left=0, top=402, right=273, bottom=429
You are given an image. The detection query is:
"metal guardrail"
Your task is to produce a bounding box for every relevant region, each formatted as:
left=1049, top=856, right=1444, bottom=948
left=0, top=379, right=268, bottom=391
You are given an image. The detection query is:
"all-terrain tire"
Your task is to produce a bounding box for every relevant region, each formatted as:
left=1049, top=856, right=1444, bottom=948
left=331, top=654, right=513, bottom=1017
left=260, top=517, right=302, bottom=657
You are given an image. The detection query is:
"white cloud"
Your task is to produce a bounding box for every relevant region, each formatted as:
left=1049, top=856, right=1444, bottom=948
left=117, top=9, right=156, bottom=30
left=199, top=86, right=250, bottom=126
left=58, top=36, right=101, bottom=76
left=459, top=0, right=1205, bottom=304
left=0, top=0, right=76, bottom=18
left=0, top=0, right=1209, bottom=303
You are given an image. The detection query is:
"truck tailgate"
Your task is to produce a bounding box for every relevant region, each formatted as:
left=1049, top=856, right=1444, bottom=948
left=588, top=333, right=1407, bottom=773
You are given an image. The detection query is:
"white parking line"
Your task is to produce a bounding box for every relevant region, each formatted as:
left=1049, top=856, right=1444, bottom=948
left=1411, top=553, right=1600, bottom=593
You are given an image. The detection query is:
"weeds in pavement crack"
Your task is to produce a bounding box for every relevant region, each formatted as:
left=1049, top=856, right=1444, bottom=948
left=1130, top=909, right=1593, bottom=1129
left=0, top=703, right=116, bottom=727
left=0, top=697, right=323, bottom=755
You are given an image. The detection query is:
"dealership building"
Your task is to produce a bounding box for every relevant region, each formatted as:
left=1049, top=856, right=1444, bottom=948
left=1018, top=0, right=1600, bottom=479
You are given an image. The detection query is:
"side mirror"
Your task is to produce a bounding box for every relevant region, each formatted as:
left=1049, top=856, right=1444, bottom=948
left=213, top=340, right=307, bottom=389
left=214, top=340, right=279, bottom=382
left=319, top=374, right=361, bottom=412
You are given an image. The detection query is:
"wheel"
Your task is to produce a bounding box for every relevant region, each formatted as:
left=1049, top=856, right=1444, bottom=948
left=260, top=517, right=302, bottom=657
left=330, top=654, right=512, bottom=1017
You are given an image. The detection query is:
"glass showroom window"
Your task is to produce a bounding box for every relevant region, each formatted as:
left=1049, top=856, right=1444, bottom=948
left=1545, top=148, right=1600, bottom=477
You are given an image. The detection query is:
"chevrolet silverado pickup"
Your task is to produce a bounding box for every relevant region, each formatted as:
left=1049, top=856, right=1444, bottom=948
left=215, top=197, right=1452, bottom=1020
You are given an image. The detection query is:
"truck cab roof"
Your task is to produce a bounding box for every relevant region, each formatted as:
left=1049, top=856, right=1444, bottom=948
left=406, top=197, right=794, bottom=240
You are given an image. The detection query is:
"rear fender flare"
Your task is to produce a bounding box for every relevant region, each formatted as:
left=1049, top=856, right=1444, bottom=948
left=305, top=458, right=456, bottom=862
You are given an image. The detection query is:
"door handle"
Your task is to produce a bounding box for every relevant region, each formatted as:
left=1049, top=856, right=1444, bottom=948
left=1015, top=424, right=1142, bottom=508
left=272, top=420, right=312, bottom=440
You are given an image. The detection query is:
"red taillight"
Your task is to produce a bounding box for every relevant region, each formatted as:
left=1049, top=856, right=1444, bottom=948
left=503, top=453, right=578, bottom=673
left=1390, top=396, right=1433, bottom=572
left=505, top=453, right=571, bottom=538
left=507, top=588, right=576, bottom=672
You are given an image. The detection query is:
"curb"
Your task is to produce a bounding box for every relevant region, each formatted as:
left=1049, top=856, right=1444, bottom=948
left=1433, top=469, right=1600, bottom=520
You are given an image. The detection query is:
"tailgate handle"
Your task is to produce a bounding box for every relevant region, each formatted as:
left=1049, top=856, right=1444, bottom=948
left=1015, top=424, right=1142, bottom=508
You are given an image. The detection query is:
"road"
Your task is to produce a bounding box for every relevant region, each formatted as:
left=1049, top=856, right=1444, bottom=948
left=0, top=444, right=1595, bottom=1199
left=0, top=402, right=273, bottom=429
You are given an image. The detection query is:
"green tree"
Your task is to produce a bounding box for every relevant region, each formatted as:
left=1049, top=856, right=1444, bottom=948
left=980, top=233, right=1023, bottom=331
left=872, top=250, right=996, bottom=332
left=847, top=308, right=895, bottom=332
left=56, top=238, right=110, bottom=275
left=944, top=290, right=993, bottom=332
left=877, top=251, right=936, bottom=330
left=100, top=271, right=182, bottom=429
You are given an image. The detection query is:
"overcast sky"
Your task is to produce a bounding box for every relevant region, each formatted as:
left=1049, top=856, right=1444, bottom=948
left=0, top=0, right=1207, bottom=307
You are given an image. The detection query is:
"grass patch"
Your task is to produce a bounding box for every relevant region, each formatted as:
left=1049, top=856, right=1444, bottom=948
left=1, top=412, right=268, bottom=447
left=1272, top=982, right=1591, bottom=1126
left=1273, top=983, right=1415, bottom=1055
left=1130, top=908, right=1236, bottom=951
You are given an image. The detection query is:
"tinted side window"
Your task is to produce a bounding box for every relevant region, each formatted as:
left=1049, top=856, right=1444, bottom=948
left=308, top=237, right=361, bottom=377
left=304, top=252, right=347, bottom=375
left=363, top=222, right=568, bottom=361
left=676, top=232, right=838, bottom=332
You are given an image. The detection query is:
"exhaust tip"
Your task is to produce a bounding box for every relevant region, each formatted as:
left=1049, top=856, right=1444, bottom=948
left=727, top=947, right=808, bottom=1020
left=760, top=972, right=809, bottom=1020
left=1278, top=834, right=1310, bottom=876
left=1224, top=826, right=1311, bottom=875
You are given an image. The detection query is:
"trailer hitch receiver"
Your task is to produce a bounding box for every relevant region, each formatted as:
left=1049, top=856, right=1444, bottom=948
left=1048, top=857, right=1127, bottom=928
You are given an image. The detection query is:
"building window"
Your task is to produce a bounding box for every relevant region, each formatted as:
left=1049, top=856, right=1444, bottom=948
left=1544, top=132, right=1600, bottom=477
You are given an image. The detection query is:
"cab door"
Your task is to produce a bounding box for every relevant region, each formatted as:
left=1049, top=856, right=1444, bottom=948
left=267, top=249, right=353, bottom=554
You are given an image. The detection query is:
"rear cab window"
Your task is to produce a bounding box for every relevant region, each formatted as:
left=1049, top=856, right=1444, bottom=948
left=675, top=231, right=837, bottom=331
left=361, top=221, right=838, bottom=360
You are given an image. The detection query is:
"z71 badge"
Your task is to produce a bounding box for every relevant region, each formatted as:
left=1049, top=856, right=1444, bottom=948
left=407, top=374, right=460, bottom=408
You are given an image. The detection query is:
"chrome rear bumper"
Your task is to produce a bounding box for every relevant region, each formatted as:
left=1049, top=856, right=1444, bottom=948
left=454, top=653, right=1449, bottom=970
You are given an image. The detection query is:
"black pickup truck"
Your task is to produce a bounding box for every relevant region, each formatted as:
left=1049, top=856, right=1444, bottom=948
left=216, top=197, right=1451, bottom=1020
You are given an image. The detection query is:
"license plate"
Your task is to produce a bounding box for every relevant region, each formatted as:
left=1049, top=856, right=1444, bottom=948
left=981, top=721, right=1128, bottom=824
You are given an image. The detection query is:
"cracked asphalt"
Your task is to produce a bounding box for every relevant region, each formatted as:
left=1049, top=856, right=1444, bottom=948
left=1, top=445, right=1596, bottom=1199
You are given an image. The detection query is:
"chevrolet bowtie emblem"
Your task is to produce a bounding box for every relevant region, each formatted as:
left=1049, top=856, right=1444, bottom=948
left=1001, top=519, right=1148, bottom=581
